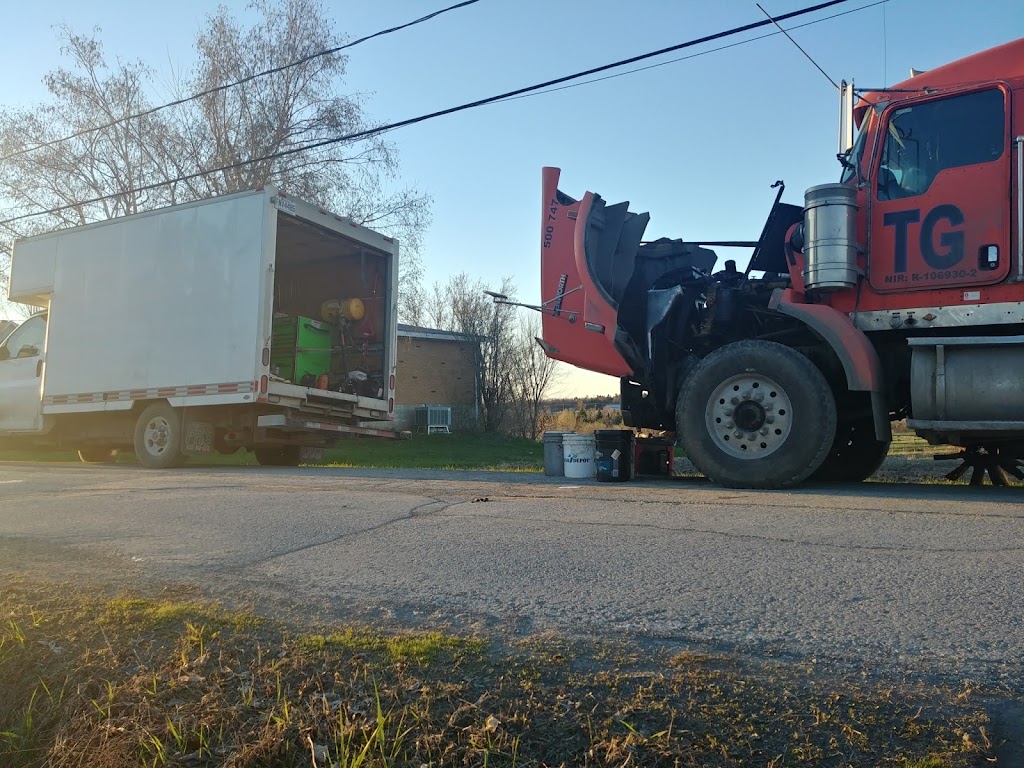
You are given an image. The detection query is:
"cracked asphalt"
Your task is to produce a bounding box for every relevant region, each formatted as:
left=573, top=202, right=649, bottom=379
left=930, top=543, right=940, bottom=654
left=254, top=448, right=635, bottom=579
left=1, top=461, right=1022, bottom=686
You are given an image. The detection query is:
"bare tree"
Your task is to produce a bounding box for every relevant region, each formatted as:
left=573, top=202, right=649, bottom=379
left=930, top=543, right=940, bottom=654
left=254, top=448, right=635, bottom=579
left=0, top=0, right=430, bottom=318
left=0, top=31, right=173, bottom=228
left=424, top=279, right=455, bottom=331
left=425, top=275, right=558, bottom=436
left=509, top=314, right=560, bottom=439
left=426, top=273, right=518, bottom=432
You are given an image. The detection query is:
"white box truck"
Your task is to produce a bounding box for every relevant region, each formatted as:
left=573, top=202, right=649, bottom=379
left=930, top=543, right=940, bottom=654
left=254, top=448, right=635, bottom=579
left=0, top=187, right=403, bottom=468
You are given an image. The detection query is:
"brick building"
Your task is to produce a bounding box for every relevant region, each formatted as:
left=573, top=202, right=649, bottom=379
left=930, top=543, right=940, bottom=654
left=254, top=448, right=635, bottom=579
left=393, top=324, right=479, bottom=430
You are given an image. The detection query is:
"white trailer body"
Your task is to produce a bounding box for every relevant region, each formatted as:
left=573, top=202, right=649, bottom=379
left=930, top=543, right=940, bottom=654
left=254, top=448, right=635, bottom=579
left=0, top=187, right=401, bottom=467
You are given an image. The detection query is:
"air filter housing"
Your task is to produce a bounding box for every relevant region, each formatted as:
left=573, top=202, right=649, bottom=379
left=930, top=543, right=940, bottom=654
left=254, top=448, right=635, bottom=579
left=803, top=183, right=859, bottom=290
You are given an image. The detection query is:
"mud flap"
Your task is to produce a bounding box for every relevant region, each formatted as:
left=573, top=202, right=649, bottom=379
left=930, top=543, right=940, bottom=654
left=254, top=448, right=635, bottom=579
left=183, top=414, right=214, bottom=454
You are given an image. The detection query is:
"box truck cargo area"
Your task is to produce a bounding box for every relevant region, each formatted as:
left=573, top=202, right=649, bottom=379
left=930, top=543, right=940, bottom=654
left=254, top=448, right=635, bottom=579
left=270, top=213, right=389, bottom=398
left=0, top=187, right=404, bottom=468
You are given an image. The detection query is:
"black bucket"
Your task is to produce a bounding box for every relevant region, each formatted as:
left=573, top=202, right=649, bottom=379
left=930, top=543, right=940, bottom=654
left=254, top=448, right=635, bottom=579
left=594, top=430, right=635, bottom=482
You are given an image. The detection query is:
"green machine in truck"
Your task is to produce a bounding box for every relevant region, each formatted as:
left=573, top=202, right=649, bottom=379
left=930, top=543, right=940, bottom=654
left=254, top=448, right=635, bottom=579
left=271, top=316, right=333, bottom=387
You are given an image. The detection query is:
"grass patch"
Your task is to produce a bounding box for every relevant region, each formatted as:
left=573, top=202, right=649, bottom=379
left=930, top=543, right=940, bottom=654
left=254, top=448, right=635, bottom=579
left=889, top=432, right=935, bottom=458
left=298, top=628, right=488, bottom=664
left=315, top=432, right=543, bottom=471
left=0, top=579, right=1001, bottom=767
left=889, top=420, right=936, bottom=458
left=0, top=433, right=544, bottom=471
left=101, top=595, right=264, bottom=633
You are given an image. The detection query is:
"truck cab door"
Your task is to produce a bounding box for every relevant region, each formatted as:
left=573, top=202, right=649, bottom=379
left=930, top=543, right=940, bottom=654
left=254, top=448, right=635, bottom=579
left=867, top=86, right=1010, bottom=293
left=0, top=315, right=47, bottom=432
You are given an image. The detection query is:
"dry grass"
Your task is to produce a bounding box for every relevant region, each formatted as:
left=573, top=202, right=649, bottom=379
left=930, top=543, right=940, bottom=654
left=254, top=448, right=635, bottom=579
left=888, top=421, right=935, bottom=458
left=0, top=578, right=999, bottom=767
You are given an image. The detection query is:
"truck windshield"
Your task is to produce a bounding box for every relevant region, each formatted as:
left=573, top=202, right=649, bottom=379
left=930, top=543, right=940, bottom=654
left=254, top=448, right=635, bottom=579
left=838, top=105, right=880, bottom=184
left=839, top=129, right=866, bottom=183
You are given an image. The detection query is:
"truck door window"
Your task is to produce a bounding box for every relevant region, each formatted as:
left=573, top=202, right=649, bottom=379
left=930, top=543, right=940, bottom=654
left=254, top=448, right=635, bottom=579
left=876, top=88, right=1004, bottom=201
left=0, top=317, right=45, bottom=360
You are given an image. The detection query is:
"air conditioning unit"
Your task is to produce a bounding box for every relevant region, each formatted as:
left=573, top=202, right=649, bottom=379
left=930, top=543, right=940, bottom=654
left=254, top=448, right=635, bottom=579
left=414, top=405, right=452, bottom=434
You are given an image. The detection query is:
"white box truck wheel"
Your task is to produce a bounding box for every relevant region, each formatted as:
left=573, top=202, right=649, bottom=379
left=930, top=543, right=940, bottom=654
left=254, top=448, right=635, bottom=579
left=134, top=403, right=186, bottom=469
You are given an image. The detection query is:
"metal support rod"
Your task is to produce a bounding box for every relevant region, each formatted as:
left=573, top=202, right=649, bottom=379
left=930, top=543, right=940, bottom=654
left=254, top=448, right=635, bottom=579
left=688, top=240, right=760, bottom=248
left=1017, top=136, right=1024, bottom=281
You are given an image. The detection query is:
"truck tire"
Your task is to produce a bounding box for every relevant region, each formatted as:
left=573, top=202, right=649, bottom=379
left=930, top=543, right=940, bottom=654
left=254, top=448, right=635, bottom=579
left=253, top=445, right=302, bottom=467
left=133, top=403, right=185, bottom=469
left=677, top=340, right=836, bottom=489
left=78, top=447, right=118, bottom=464
left=810, top=414, right=890, bottom=482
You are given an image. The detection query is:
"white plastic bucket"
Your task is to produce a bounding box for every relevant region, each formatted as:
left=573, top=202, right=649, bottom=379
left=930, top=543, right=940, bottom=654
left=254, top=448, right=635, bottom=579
left=562, top=433, right=596, bottom=479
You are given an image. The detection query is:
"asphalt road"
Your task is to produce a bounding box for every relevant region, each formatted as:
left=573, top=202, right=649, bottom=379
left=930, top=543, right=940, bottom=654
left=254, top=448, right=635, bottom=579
left=1, top=462, right=1022, bottom=685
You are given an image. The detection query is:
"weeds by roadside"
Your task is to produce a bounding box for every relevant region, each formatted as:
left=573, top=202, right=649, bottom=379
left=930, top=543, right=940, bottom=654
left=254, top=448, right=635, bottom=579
left=0, top=578, right=999, bottom=767
left=0, top=433, right=545, bottom=472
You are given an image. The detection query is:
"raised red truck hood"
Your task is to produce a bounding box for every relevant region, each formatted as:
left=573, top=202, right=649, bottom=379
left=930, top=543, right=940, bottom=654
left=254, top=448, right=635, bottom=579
left=539, top=167, right=647, bottom=378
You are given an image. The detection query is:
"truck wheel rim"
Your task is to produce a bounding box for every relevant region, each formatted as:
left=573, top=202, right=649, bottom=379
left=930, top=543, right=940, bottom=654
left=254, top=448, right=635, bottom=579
left=704, top=374, right=793, bottom=459
left=144, top=417, right=171, bottom=456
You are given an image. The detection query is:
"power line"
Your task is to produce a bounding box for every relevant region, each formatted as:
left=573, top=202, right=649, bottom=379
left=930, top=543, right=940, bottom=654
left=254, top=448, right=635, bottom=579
left=493, top=1, right=885, bottom=104
left=0, top=0, right=483, bottom=164
left=756, top=2, right=840, bottom=89
left=0, top=0, right=853, bottom=229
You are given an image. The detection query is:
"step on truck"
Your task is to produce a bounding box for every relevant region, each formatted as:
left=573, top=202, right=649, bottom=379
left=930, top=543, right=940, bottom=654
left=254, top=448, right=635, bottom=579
left=0, top=187, right=402, bottom=468
left=538, top=37, right=1024, bottom=488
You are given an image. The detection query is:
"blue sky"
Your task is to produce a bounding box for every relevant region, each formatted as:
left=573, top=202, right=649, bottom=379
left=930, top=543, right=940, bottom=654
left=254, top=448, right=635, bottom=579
left=2, top=0, right=1021, bottom=396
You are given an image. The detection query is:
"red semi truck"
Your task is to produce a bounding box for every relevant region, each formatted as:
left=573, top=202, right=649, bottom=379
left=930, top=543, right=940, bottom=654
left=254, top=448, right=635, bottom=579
left=538, top=37, right=1024, bottom=488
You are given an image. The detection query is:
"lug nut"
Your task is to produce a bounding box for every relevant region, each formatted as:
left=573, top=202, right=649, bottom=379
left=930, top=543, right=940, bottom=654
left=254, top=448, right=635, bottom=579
left=733, top=430, right=744, bottom=439
left=760, top=427, right=769, bottom=435
left=746, top=433, right=756, bottom=441
left=725, top=421, right=734, bottom=429
left=764, top=403, right=773, bottom=411
left=766, top=416, right=775, bottom=424
left=742, top=391, right=751, bottom=400
left=731, top=397, right=740, bottom=405
left=754, top=393, right=764, bottom=402
left=724, top=408, right=733, bottom=416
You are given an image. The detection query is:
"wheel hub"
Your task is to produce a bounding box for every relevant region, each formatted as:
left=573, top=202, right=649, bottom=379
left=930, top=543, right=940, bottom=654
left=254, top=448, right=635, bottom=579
left=733, top=401, right=766, bottom=432
left=705, top=374, right=794, bottom=459
left=144, top=417, right=170, bottom=456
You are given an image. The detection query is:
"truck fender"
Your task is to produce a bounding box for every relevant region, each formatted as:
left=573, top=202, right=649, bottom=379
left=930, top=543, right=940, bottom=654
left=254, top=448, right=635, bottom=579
left=768, top=288, right=891, bottom=442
